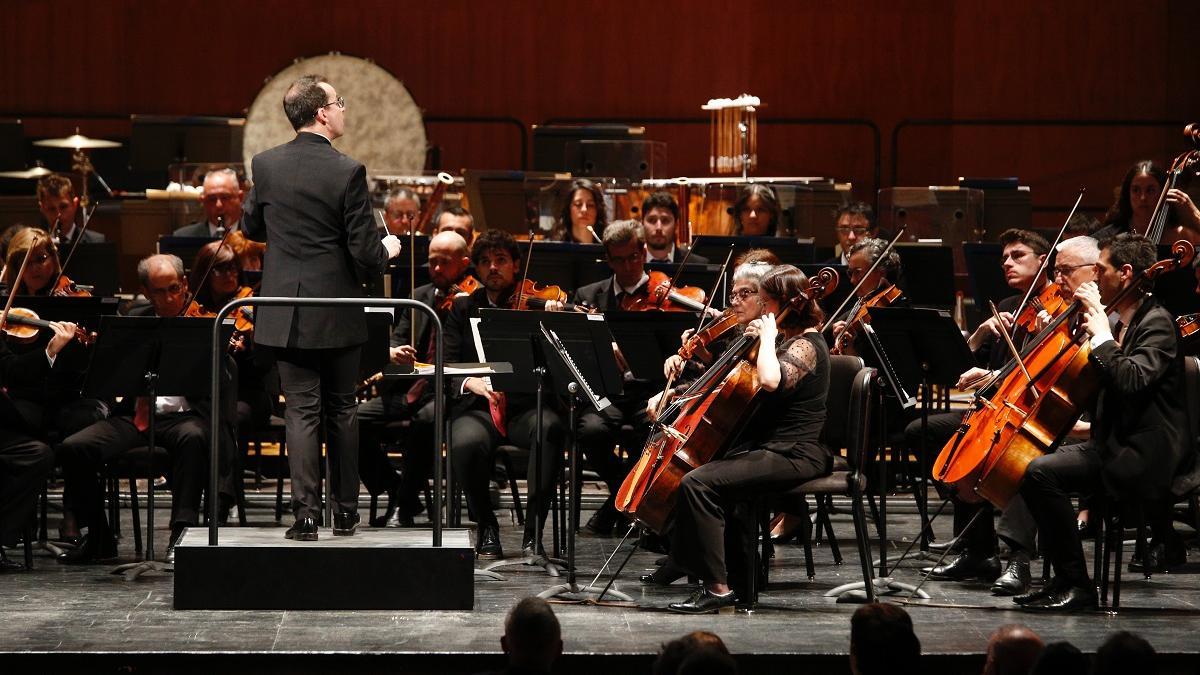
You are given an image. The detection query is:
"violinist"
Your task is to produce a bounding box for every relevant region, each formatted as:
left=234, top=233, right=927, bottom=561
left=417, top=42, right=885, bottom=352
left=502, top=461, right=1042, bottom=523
left=657, top=265, right=832, bottom=614
left=828, top=237, right=904, bottom=357
left=173, top=168, right=244, bottom=238
left=445, top=229, right=565, bottom=559
left=37, top=174, right=105, bottom=247
left=357, top=230, right=473, bottom=527
left=435, top=206, right=476, bottom=247
left=57, top=254, right=235, bottom=564
left=1019, top=233, right=1189, bottom=611
left=642, top=191, right=708, bottom=264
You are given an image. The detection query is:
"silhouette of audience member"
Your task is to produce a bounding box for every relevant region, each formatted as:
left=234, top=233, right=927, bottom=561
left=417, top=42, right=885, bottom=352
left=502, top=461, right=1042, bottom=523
left=653, top=631, right=730, bottom=675
left=678, top=646, right=738, bottom=675
left=491, top=597, right=562, bottom=675
left=983, top=624, right=1044, bottom=675
left=849, top=603, right=920, bottom=675
left=1093, top=631, right=1156, bottom=675
left=1029, top=641, right=1087, bottom=675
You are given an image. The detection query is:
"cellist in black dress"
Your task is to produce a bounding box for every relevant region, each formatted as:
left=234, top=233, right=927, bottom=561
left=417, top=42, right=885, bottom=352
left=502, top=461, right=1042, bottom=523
left=650, top=265, right=833, bottom=614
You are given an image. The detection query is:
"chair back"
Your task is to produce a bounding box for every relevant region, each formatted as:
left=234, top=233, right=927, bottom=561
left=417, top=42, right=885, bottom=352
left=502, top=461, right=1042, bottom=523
left=844, top=366, right=878, bottom=472
left=818, top=355, right=865, bottom=453
left=1171, top=356, right=1200, bottom=497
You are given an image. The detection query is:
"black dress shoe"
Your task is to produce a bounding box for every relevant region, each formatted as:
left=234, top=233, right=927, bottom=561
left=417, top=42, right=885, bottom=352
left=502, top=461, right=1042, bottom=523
left=476, top=524, right=503, bottom=559
left=991, top=559, right=1031, bottom=596
left=332, top=512, right=360, bottom=536
left=1129, top=541, right=1187, bottom=574
left=923, top=553, right=1001, bottom=582
left=285, top=516, right=318, bottom=541
left=369, top=484, right=400, bottom=528
left=0, top=550, right=26, bottom=572
left=57, top=532, right=118, bottom=564
left=1013, top=576, right=1064, bottom=606
left=1022, top=584, right=1097, bottom=612
left=641, top=559, right=688, bottom=586
left=585, top=507, right=618, bottom=536
left=668, top=588, right=738, bottom=615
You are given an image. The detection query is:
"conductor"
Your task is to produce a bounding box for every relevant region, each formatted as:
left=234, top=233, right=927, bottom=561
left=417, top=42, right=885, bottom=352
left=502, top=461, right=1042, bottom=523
left=243, top=75, right=402, bottom=541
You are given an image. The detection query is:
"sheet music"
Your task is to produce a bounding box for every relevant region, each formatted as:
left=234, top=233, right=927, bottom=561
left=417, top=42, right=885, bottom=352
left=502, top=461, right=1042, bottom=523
left=469, top=317, right=495, bottom=391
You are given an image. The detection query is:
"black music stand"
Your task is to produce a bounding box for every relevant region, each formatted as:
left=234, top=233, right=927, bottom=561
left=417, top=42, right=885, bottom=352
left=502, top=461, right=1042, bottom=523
left=603, top=311, right=700, bottom=388
left=475, top=309, right=623, bottom=578
left=866, top=307, right=972, bottom=556
left=82, top=316, right=229, bottom=568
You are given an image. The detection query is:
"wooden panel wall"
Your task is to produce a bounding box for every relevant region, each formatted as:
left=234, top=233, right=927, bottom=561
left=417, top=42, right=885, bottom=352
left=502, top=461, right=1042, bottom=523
left=2, top=0, right=1196, bottom=225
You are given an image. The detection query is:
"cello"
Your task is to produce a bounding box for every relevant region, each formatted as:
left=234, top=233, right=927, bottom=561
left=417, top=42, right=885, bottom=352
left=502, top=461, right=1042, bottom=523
left=615, top=267, right=838, bottom=533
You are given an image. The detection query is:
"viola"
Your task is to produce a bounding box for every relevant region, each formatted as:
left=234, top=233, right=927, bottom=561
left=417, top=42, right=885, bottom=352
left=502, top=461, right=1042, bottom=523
left=619, top=271, right=711, bottom=313
left=1179, top=313, right=1198, bottom=347
left=934, top=240, right=1196, bottom=508
left=440, top=275, right=481, bottom=311
left=1012, top=282, right=1069, bottom=334
left=677, top=309, right=740, bottom=364
left=615, top=267, right=838, bottom=533
left=0, top=306, right=95, bottom=346
left=50, top=274, right=93, bottom=298
left=507, top=278, right=594, bottom=313
left=831, top=283, right=903, bottom=356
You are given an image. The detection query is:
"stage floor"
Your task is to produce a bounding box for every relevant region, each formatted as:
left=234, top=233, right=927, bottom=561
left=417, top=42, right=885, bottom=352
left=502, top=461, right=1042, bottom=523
left=4, top=491, right=1200, bottom=674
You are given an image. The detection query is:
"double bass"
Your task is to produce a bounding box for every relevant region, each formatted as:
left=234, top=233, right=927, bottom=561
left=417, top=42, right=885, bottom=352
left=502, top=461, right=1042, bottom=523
left=615, top=267, right=838, bottom=533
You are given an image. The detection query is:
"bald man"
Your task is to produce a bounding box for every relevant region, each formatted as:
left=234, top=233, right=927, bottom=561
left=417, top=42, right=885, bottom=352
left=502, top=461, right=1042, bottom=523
left=358, top=231, right=473, bottom=526
left=983, top=624, right=1043, bottom=675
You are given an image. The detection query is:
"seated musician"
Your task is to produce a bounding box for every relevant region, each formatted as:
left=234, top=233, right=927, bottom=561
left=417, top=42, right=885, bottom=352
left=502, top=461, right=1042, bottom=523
left=825, top=202, right=878, bottom=266
left=435, top=205, right=476, bottom=248
left=552, top=178, right=608, bottom=243
left=56, top=254, right=234, bottom=564
left=0, top=317, right=76, bottom=570
left=173, top=168, right=244, bottom=237
left=571, top=220, right=656, bottom=535
left=650, top=265, right=833, bottom=614
left=828, top=237, right=903, bottom=356
left=914, top=228, right=1061, bottom=596
left=1019, top=233, right=1188, bottom=611
left=37, top=174, right=105, bottom=246
left=641, top=191, right=708, bottom=264
left=358, top=230, right=473, bottom=527
left=382, top=187, right=420, bottom=235
left=445, top=230, right=566, bottom=559
left=732, top=184, right=781, bottom=236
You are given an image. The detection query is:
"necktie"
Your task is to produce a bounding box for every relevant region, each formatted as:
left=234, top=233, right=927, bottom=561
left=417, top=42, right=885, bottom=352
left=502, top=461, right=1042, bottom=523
left=134, top=397, right=151, bottom=433
left=490, top=392, right=507, bottom=438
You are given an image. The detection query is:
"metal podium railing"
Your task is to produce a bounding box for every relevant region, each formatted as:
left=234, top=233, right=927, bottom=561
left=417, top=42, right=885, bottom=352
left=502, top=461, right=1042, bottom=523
left=206, top=297, right=445, bottom=546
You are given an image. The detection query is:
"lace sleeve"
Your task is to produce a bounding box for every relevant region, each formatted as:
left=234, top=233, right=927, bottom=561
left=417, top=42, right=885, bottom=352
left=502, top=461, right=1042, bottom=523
left=777, top=337, right=818, bottom=394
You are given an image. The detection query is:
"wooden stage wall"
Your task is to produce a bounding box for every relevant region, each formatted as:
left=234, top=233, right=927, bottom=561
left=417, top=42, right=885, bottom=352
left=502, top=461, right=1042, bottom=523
left=2, top=0, right=1198, bottom=226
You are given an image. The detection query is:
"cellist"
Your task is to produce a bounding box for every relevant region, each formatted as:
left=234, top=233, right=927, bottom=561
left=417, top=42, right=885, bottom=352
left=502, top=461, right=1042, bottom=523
left=649, top=265, right=833, bottom=615
left=1018, top=233, right=1189, bottom=611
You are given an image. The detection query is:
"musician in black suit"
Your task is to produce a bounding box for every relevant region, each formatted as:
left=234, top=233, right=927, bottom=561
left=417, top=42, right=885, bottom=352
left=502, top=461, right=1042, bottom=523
left=823, top=202, right=877, bottom=266
left=36, top=174, right=106, bottom=247
left=445, top=230, right=565, bottom=559
left=242, top=75, right=402, bottom=541
left=0, top=317, right=74, bottom=570
left=358, top=231, right=471, bottom=527
left=1018, top=233, right=1189, bottom=611
left=642, top=191, right=708, bottom=264
left=173, top=168, right=244, bottom=238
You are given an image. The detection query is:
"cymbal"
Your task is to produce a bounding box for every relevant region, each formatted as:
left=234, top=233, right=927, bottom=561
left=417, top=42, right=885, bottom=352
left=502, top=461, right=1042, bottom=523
left=34, top=133, right=121, bottom=150
left=0, top=166, right=54, bottom=179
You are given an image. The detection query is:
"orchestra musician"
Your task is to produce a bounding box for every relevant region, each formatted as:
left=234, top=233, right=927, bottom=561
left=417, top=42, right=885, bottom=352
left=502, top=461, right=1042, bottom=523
left=650, top=265, right=833, bottom=614
left=641, top=191, right=708, bottom=264
left=825, top=202, right=878, bottom=266
left=915, top=229, right=1060, bottom=595
left=383, top=188, right=421, bottom=235
left=732, top=184, right=781, bottom=236
left=552, top=178, right=608, bottom=243
left=173, top=168, right=244, bottom=238
left=1093, top=160, right=1200, bottom=242
left=357, top=230, right=472, bottom=527
left=827, top=237, right=904, bottom=357
left=1018, top=233, right=1189, bottom=611
left=444, top=229, right=566, bottom=559
left=241, top=74, right=403, bottom=541
left=37, top=174, right=105, bottom=246
left=434, top=205, right=476, bottom=247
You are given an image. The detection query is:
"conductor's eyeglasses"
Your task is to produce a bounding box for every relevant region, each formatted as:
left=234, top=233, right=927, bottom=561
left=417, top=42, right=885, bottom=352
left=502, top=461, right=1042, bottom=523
left=321, top=96, right=346, bottom=111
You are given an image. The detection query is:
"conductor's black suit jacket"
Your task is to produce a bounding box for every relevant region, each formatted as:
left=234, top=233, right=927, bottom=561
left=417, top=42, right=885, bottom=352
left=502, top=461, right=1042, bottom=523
left=242, top=132, right=389, bottom=349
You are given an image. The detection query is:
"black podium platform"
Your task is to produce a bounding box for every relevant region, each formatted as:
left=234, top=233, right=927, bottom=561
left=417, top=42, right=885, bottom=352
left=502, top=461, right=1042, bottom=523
left=173, top=527, right=475, bottom=610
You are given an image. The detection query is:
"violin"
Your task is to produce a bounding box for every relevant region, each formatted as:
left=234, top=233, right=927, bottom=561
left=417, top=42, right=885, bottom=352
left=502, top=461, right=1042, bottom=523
left=50, top=274, right=93, bottom=298
left=183, top=286, right=256, bottom=352
left=440, top=275, right=481, bottom=311
left=615, top=267, right=838, bottom=533
left=1179, top=313, right=1198, bottom=348
left=507, top=278, right=594, bottom=313
left=0, top=306, right=95, bottom=346
left=619, top=270, right=711, bottom=313
left=831, top=283, right=903, bottom=356
left=934, top=240, right=1196, bottom=508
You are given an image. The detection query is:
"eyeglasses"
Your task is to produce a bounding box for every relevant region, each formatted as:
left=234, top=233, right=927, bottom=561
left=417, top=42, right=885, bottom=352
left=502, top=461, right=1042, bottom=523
left=321, top=96, right=346, bottom=111
left=147, top=282, right=184, bottom=297
left=836, top=227, right=871, bottom=236
left=391, top=211, right=419, bottom=221
left=202, top=193, right=239, bottom=204
left=1052, top=263, right=1092, bottom=278
left=212, top=262, right=239, bottom=276
left=729, top=288, right=758, bottom=304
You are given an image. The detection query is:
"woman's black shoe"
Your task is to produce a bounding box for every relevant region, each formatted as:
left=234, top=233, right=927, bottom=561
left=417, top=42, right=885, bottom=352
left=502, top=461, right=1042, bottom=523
left=667, top=588, right=738, bottom=614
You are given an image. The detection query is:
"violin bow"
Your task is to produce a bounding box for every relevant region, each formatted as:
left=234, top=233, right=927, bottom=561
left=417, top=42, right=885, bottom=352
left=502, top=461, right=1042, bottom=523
left=819, top=224, right=906, bottom=333
left=514, top=229, right=537, bottom=310
left=179, top=215, right=238, bottom=317
left=988, top=300, right=1039, bottom=399
left=1, top=241, right=35, bottom=330
left=1008, top=189, right=1084, bottom=338
left=50, top=203, right=98, bottom=293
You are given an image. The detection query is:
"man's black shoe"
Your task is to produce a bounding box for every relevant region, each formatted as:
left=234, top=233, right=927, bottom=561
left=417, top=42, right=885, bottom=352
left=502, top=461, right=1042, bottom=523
left=476, top=524, right=503, bottom=559
left=641, top=559, right=688, bottom=586
left=0, top=549, right=26, bottom=572
left=369, top=483, right=400, bottom=528
left=991, top=559, right=1031, bottom=596
left=1013, top=576, right=1063, bottom=606
left=585, top=506, right=618, bottom=536
left=667, top=588, right=738, bottom=615
left=332, top=512, right=360, bottom=536
left=1129, top=541, right=1187, bottom=574
left=923, top=553, right=1001, bottom=582
left=57, top=532, right=118, bottom=564
left=285, top=516, right=318, bottom=541
left=1022, top=585, right=1097, bottom=612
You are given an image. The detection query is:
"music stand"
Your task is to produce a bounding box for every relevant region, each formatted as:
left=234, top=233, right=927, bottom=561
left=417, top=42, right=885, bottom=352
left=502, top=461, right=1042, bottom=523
left=603, top=311, right=699, bottom=388
left=690, top=235, right=815, bottom=266
left=866, top=307, right=972, bottom=554
left=59, top=242, right=119, bottom=295
left=83, top=316, right=229, bottom=565
left=895, top=243, right=957, bottom=308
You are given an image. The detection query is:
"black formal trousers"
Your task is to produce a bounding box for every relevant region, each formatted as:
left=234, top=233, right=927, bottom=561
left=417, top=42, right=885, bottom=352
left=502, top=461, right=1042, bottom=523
left=357, top=392, right=435, bottom=503
left=1020, top=442, right=1101, bottom=586
left=57, top=413, right=208, bottom=532
left=450, top=406, right=565, bottom=530
left=0, top=430, right=54, bottom=544
left=274, top=345, right=362, bottom=519
left=671, top=447, right=830, bottom=585
left=575, top=393, right=648, bottom=506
